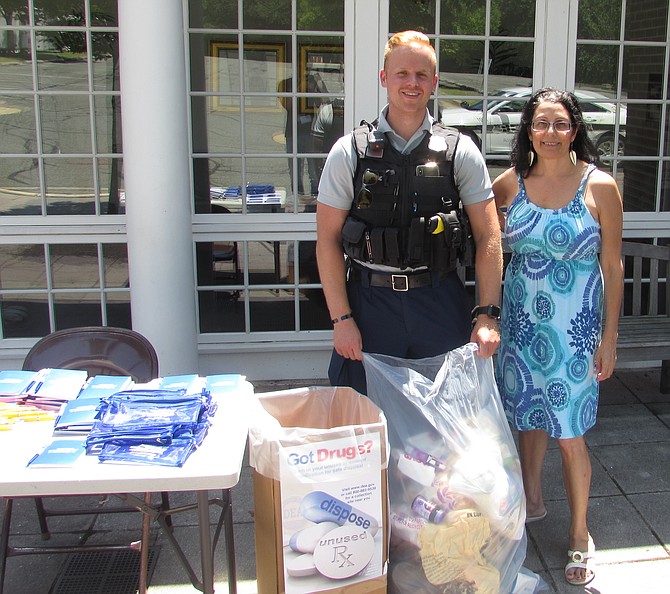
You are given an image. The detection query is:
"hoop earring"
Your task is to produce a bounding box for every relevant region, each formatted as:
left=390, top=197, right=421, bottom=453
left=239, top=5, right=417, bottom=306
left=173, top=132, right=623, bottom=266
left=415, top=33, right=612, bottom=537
left=528, top=150, right=534, bottom=167
left=569, top=144, right=577, bottom=166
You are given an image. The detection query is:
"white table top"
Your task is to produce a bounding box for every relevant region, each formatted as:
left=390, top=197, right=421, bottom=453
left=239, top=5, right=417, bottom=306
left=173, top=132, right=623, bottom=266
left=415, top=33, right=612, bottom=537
left=0, top=382, right=253, bottom=497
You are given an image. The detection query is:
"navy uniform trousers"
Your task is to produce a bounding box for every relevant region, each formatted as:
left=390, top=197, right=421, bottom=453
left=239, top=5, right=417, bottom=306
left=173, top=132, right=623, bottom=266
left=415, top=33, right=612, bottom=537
left=328, top=266, right=473, bottom=395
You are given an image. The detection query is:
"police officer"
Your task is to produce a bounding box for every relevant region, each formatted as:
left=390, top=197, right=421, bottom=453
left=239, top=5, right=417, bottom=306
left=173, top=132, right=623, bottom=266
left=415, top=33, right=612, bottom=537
left=316, top=30, right=502, bottom=394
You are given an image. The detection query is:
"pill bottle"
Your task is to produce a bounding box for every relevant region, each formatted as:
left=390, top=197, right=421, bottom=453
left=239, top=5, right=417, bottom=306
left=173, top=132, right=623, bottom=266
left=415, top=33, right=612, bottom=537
left=407, top=447, right=447, bottom=472
left=411, top=495, right=447, bottom=524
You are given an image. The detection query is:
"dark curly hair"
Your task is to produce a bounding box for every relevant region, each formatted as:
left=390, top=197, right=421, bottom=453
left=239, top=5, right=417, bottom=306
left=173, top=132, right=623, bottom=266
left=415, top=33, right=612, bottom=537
left=510, top=87, right=598, bottom=177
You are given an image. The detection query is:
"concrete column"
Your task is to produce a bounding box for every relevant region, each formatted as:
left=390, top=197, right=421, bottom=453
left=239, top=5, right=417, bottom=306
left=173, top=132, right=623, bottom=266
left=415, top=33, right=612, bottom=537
left=117, top=0, right=198, bottom=375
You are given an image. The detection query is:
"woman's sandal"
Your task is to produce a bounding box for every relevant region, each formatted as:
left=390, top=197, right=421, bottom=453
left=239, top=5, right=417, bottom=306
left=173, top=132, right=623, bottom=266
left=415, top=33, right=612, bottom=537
left=565, top=546, right=595, bottom=586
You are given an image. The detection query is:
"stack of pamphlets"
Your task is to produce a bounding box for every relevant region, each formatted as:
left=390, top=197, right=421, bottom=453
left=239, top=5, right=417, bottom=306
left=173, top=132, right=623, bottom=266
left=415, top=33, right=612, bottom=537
left=0, top=370, right=39, bottom=403
left=53, top=375, right=133, bottom=433
left=21, top=368, right=89, bottom=411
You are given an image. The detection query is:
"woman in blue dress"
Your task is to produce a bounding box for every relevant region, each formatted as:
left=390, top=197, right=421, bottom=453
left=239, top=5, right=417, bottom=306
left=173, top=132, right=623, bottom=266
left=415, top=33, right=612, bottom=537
left=493, top=88, right=623, bottom=586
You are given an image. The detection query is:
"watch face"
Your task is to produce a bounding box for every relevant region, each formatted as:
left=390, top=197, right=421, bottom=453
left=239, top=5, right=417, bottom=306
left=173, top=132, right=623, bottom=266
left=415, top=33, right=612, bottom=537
left=472, top=305, right=500, bottom=320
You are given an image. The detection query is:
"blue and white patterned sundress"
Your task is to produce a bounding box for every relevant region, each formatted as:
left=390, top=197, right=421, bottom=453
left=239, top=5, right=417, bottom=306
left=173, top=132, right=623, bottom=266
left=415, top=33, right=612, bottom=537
left=496, top=163, right=602, bottom=439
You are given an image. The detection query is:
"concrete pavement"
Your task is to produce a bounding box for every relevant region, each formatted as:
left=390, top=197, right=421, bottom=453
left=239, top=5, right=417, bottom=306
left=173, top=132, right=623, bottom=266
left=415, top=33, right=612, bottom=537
left=1, top=367, right=669, bottom=593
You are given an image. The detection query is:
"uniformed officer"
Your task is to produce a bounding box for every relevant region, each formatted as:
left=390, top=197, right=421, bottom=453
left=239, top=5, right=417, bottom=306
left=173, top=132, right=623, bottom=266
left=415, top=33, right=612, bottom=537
left=316, top=30, right=502, bottom=394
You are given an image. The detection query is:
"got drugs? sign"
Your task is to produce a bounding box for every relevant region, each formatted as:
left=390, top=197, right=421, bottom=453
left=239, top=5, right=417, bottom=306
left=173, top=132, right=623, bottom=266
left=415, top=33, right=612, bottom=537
left=279, top=433, right=383, bottom=594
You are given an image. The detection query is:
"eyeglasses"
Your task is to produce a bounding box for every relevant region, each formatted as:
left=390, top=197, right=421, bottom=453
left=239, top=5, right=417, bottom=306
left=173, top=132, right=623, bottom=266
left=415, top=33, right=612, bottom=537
left=356, top=169, right=396, bottom=209
left=362, top=168, right=395, bottom=185
left=530, top=120, right=573, bottom=133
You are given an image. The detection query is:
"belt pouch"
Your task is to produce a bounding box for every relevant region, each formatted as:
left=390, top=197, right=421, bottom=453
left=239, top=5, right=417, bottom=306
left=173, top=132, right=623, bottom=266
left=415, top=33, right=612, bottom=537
left=407, top=218, right=426, bottom=266
left=370, top=228, right=385, bottom=264
left=383, top=228, right=401, bottom=268
left=342, top=217, right=367, bottom=261
left=430, top=215, right=450, bottom=272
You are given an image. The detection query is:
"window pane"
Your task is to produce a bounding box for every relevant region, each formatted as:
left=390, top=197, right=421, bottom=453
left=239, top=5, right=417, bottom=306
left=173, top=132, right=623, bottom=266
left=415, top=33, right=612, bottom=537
left=244, top=158, right=290, bottom=213
left=578, top=0, right=621, bottom=40
left=622, top=46, right=666, bottom=100
left=50, top=244, right=99, bottom=289
left=40, top=95, right=92, bottom=154
left=92, top=34, right=119, bottom=91
left=248, top=240, right=288, bottom=284
left=622, top=161, right=658, bottom=212
left=105, top=292, right=131, bottom=328
left=194, top=34, right=239, bottom=93
left=188, top=0, right=238, bottom=29
left=299, top=293, right=329, bottom=330
left=0, top=39, right=33, bottom=90
left=297, top=0, right=344, bottom=31
left=440, top=0, right=486, bottom=35
left=661, top=162, right=670, bottom=212
left=97, top=157, right=125, bottom=214
left=244, top=96, right=284, bottom=148
left=196, top=240, right=244, bottom=288
left=102, top=244, right=128, bottom=289
left=36, top=33, right=88, bottom=91
left=91, top=1, right=118, bottom=26
left=0, top=158, right=40, bottom=215
left=491, top=0, right=536, bottom=37
left=0, top=95, right=37, bottom=154
left=294, top=239, right=328, bottom=329
left=390, top=0, right=436, bottom=34
left=488, top=40, right=533, bottom=77
left=244, top=0, right=291, bottom=30
left=249, top=289, right=294, bottom=331
left=438, top=40, right=488, bottom=93
left=1, top=294, right=50, bottom=338
left=625, top=0, right=668, bottom=42
left=200, top=98, right=241, bottom=153
left=54, top=292, right=102, bottom=329
left=44, top=158, right=95, bottom=215
left=34, top=1, right=86, bottom=25
left=94, top=95, right=122, bottom=154
left=0, top=245, right=47, bottom=290
left=198, top=290, right=246, bottom=333
left=195, top=157, right=243, bottom=214
left=576, top=44, right=619, bottom=91
left=624, top=102, right=659, bottom=158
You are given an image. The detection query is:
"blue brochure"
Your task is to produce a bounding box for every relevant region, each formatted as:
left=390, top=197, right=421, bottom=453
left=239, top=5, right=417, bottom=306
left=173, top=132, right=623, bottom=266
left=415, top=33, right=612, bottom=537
left=27, top=438, right=86, bottom=467
left=158, top=374, right=202, bottom=394
left=205, top=374, right=245, bottom=396
left=76, top=375, right=133, bottom=400
left=23, top=368, right=88, bottom=402
left=0, top=370, right=38, bottom=400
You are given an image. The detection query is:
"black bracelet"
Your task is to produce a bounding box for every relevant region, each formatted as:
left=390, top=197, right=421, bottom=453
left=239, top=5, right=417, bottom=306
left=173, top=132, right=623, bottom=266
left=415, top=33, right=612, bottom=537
left=331, top=313, right=354, bottom=325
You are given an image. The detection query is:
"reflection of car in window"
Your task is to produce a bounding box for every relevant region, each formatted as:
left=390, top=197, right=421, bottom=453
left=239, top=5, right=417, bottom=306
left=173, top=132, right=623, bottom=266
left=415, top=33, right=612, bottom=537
left=440, top=87, right=626, bottom=162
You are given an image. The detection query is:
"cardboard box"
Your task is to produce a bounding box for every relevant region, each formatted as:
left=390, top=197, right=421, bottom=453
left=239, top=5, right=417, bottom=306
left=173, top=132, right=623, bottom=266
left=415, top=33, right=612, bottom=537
left=249, top=386, right=388, bottom=594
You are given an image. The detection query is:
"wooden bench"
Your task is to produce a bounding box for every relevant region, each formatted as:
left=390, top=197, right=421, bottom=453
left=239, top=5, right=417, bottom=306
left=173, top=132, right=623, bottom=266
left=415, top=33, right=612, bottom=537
left=616, top=241, right=670, bottom=393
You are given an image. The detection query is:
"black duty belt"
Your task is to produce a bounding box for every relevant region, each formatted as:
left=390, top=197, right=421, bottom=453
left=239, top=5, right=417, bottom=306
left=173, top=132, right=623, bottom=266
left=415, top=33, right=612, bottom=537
left=349, top=266, right=448, bottom=291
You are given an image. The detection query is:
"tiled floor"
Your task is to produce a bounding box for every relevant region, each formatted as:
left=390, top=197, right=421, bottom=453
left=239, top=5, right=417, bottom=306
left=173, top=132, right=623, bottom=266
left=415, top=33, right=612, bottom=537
left=2, top=369, right=669, bottom=593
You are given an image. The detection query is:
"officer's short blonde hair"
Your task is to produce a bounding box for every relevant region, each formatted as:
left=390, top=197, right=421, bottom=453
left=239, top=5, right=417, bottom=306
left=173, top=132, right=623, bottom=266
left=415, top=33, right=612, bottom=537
left=383, top=30, right=437, bottom=72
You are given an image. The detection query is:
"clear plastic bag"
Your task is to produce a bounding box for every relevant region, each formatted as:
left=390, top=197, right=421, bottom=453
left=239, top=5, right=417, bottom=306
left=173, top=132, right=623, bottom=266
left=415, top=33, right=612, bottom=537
left=363, top=343, right=527, bottom=594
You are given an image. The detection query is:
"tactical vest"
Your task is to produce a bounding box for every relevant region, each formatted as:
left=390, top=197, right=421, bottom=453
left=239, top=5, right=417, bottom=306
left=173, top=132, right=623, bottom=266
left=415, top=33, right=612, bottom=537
left=341, top=120, right=473, bottom=271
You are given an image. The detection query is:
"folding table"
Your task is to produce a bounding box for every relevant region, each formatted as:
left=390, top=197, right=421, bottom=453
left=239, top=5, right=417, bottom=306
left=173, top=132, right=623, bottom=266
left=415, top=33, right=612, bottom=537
left=0, top=382, right=252, bottom=594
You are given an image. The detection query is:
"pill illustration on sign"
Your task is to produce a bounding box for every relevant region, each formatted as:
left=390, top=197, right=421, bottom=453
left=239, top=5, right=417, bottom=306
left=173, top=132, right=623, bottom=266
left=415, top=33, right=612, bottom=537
left=285, top=553, right=318, bottom=577
left=312, top=525, right=374, bottom=580
left=300, top=491, right=379, bottom=537
left=289, top=521, right=340, bottom=553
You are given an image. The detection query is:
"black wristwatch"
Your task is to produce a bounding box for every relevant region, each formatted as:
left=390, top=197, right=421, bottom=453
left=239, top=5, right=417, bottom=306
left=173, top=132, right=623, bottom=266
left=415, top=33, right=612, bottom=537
left=471, top=304, right=501, bottom=322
